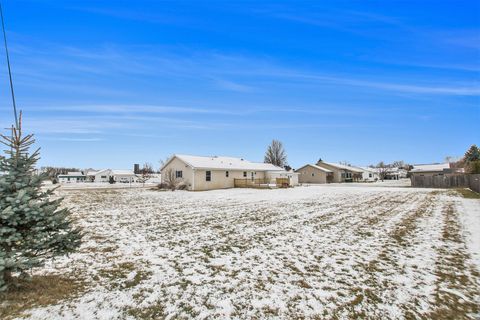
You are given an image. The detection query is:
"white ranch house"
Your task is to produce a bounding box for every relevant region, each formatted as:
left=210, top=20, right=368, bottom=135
left=58, top=172, right=86, bottom=183
left=358, top=167, right=379, bottom=182
left=84, top=169, right=138, bottom=183
left=161, top=154, right=298, bottom=191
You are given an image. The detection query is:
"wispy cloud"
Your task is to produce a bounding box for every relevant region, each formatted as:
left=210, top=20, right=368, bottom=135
left=213, top=78, right=254, bottom=92
left=67, top=5, right=193, bottom=25
left=28, top=104, right=255, bottom=116
left=38, top=136, right=104, bottom=142
left=9, top=40, right=478, bottom=98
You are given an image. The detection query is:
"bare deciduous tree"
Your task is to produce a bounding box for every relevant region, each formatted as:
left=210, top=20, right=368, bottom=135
left=159, top=156, right=172, bottom=172
left=162, top=168, right=182, bottom=191
left=41, top=166, right=80, bottom=184
left=137, top=163, right=153, bottom=186
left=264, top=139, right=287, bottom=168
left=376, top=161, right=391, bottom=181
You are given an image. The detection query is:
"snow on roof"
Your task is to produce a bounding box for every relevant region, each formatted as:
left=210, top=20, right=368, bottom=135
left=296, top=164, right=333, bottom=173
left=170, top=154, right=285, bottom=171
left=67, top=171, right=84, bottom=176
left=358, top=166, right=378, bottom=173
left=111, top=169, right=135, bottom=175
left=318, top=162, right=364, bottom=173
left=86, top=169, right=110, bottom=176
left=86, top=169, right=136, bottom=175
left=411, top=163, right=450, bottom=173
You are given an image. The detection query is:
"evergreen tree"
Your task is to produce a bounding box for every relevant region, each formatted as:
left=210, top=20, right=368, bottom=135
left=463, top=145, right=480, bottom=174
left=464, top=145, right=480, bottom=162
left=0, top=114, right=82, bottom=290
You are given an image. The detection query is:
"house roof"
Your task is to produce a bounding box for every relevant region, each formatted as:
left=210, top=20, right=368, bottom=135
left=66, top=171, right=83, bottom=176
left=164, top=154, right=285, bottom=171
left=410, top=163, right=450, bottom=173
left=86, top=169, right=110, bottom=176
left=317, top=162, right=364, bottom=173
left=59, top=173, right=85, bottom=177
left=296, top=164, right=333, bottom=173
left=358, top=166, right=378, bottom=173
left=111, top=169, right=136, bottom=175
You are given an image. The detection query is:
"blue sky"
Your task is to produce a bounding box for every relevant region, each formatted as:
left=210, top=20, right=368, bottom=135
left=0, top=0, right=478, bottom=170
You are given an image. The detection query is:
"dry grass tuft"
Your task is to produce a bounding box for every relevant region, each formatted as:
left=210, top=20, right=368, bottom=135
left=124, top=300, right=166, bottom=319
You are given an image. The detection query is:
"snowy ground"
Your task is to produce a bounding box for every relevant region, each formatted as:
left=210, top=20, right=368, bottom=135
left=18, top=184, right=480, bottom=319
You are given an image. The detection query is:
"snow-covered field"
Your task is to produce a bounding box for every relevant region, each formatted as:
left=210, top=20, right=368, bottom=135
left=21, top=184, right=480, bottom=319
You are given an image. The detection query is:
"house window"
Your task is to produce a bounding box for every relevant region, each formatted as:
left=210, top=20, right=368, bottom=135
left=312, top=173, right=315, bottom=177
left=175, top=170, right=183, bottom=178
left=369, top=173, right=372, bottom=178
left=101, top=175, right=107, bottom=179
left=341, top=173, right=345, bottom=178
left=251, top=172, right=254, bottom=180
left=243, top=171, right=247, bottom=177
left=206, top=171, right=211, bottom=181
left=226, top=171, right=229, bottom=177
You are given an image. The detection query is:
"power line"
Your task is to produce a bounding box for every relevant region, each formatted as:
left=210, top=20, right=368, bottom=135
left=0, top=1, right=19, bottom=129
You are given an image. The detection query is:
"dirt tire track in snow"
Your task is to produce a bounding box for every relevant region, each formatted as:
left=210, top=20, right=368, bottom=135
left=332, top=191, right=439, bottom=319
left=427, top=199, right=480, bottom=319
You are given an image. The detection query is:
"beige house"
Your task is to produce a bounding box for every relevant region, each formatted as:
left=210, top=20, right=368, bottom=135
left=160, top=154, right=295, bottom=191
left=296, top=164, right=333, bottom=184
left=314, top=161, right=364, bottom=182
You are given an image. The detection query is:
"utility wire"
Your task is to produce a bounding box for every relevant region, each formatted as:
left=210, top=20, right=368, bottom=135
left=0, top=1, right=19, bottom=129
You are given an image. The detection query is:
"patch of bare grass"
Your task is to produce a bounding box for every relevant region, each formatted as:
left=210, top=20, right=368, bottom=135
left=96, top=262, right=152, bottom=290
left=455, top=188, right=480, bottom=199
left=0, top=274, right=86, bottom=320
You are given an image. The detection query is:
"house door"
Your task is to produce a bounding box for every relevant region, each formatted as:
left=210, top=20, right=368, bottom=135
left=251, top=172, right=254, bottom=181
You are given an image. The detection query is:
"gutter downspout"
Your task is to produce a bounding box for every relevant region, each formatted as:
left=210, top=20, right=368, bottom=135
left=192, top=167, right=195, bottom=191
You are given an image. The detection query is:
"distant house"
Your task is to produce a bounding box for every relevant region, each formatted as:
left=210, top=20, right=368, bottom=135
left=111, top=169, right=138, bottom=183
left=160, top=154, right=296, bottom=191
left=85, top=169, right=138, bottom=183
left=86, top=169, right=111, bottom=183
left=314, top=161, right=364, bottom=182
left=383, top=167, right=408, bottom=180
left=358, top=167, right=379, bottom=182
left=410, top=163, right=471, bottom=189
left=295, top=164, right=333, bottom=184
left=58, top=172, right=86, bottom=183
left=410, top=163, right=451, bottom=177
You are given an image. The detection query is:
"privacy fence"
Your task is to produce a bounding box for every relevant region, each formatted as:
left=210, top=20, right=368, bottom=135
left=411, top=174, right=480, bottom=193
